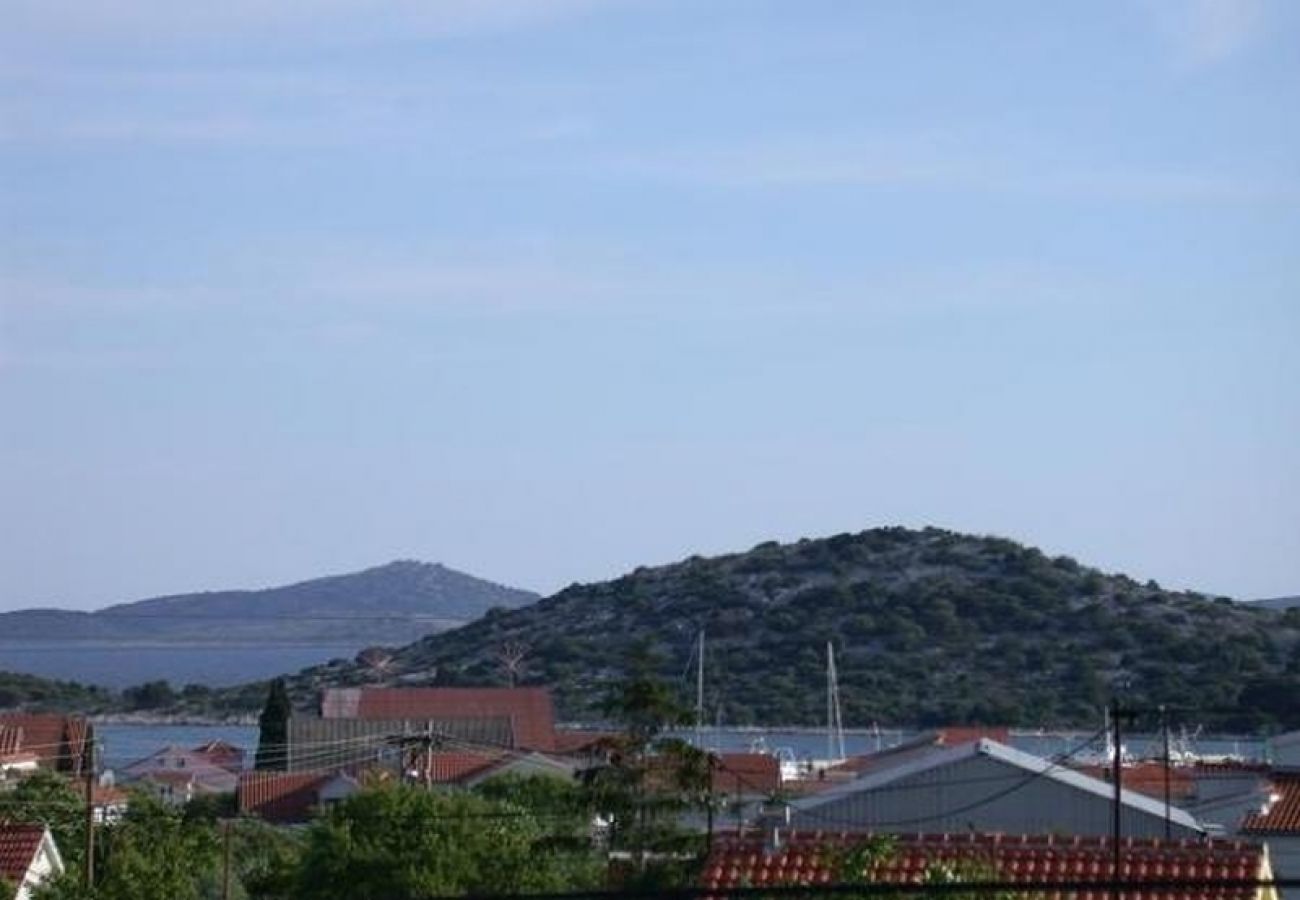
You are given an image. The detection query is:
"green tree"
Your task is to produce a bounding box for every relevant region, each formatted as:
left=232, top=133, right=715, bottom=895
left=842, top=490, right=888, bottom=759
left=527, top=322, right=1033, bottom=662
left=0, top=770, right=87, bottom=872
left=292, top=783, right=600, bottom=900
left=582, top=649, right=709, bottom=886
left=122, top=681, right=176, bottom=711
left=255, top=679, right=290, bottom=771
left=37, top=794, right=221, bottom=900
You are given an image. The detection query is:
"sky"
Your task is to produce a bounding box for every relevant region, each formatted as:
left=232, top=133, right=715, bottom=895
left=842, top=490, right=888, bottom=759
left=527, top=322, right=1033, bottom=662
left=1, top=0, right=1297, bottom=611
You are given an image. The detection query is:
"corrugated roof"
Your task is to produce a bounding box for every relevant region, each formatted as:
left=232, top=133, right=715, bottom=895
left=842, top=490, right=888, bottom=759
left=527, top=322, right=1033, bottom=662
left=319, top=688, right=557, bottom=751
left=1241, top=773, right=1300, bottom=834
left=0, top=824, right=47, bottom=884
left=701, top=831, right=1266, bottom=900
left=286, top=715, right=515, bottom=772
left=791, top=739, right=1204, bottom=832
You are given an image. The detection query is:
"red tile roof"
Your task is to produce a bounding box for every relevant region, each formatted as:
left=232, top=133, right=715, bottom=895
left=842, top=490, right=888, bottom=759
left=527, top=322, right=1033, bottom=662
left=1073, top=763, right=1196, bottom=802
left=936, top=727, right=1011, bottom=746
left=0, top=715, right=92, bottom=774
left=553, top=729, right=616, bottom=754
left=0, top=726, right=21, bottom=757
left=0, top=824, right=45, bottom=885
left=701, top=832, right=1267, bottom=899
left=238, top=771, right=336, bottom=823
left=713, top=753, right=782, bottom=795
left=1241, top=773, right=1300, bottom=834
left=411, top=751, right=504, bottom=783
left=192, top=740, right=245, bottom=773
left=320, top=688, right=558, bottom=751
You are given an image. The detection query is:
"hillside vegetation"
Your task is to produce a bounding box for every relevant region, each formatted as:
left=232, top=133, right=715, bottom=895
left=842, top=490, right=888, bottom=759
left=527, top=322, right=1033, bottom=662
left=292, top=528, right=1300, bottom=730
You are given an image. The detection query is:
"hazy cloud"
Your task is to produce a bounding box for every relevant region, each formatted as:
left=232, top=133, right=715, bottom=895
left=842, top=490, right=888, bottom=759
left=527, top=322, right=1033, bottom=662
left=1143, top=0, right=1267, bottom=65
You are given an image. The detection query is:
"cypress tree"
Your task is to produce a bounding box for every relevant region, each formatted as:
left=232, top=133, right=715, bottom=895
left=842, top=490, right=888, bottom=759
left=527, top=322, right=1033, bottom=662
left=255, top=678, right=291, bottom=771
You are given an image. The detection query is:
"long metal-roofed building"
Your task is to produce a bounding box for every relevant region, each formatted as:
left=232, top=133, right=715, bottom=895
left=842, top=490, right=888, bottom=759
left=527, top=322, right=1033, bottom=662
left=786, top=738, right=1206, bottom=838
left=284, top=715, right=515, bottom=773
left=318, top=686, right=559, bottom=751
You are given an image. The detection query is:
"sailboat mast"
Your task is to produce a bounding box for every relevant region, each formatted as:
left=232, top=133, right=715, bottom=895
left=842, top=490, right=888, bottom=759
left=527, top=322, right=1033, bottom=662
left=826, top=641, right=846, bottom=761
left=826, top=641, right=833, bottom=761
left=695, top=629, right=705, bottom=749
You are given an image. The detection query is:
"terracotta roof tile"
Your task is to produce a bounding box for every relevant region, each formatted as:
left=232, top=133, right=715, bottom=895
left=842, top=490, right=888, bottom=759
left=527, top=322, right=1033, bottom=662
left=1072, top=763, right=1196, bottom=802
left=1241, top=773, right=1300, bottom=834
left=553, top=729, right=616, bottom=754
left=713, top=753, right=782, bottom=795
left=701, top=832, right=1266, bottom=900
left=410, top=751, right=504, bottom=783
left=0, top=726, right=21, bottom=757
left=0, top=824, right=45, bottom=884
left=238, top=771, right=333, bottom=823
left=192, top=740, right=245, bottom=773
left=936, top=727, right=1011, bottom=746
left=0, top=715, right=92, bottom=774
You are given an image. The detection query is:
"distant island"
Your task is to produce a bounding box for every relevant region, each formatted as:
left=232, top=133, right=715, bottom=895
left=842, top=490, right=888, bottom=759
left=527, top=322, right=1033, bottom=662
left=0, top=561, right=538, bottom=699
left=1250, top=596, right=1300, bottom=611
left=0, top=560, right=537, bottom=645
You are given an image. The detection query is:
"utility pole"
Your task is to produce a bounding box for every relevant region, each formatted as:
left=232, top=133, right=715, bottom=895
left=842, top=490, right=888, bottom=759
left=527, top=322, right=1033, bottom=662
left=1109, top=698, right=1135, bottom=900
left=425, top=723, right=434, bottom=790
left=1161, top=705, right=1172, bottom=840
left=222, top=820, right=233, bottom=900
left=386, top=726, right=442, bottom=788
left=83, top=742, right=96, bottom=890
left=705, top=753, right=715, bottom=854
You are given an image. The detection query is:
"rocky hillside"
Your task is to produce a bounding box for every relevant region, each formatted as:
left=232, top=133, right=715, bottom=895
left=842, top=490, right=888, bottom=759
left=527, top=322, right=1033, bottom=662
left=290, top=529, right=1300, bottom=730
left=0, top=561, right=538, bottom=645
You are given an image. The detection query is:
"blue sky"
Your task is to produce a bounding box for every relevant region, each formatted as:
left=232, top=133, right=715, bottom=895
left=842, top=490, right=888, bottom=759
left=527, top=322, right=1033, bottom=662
left=2, top=0, right=1297, bottom=609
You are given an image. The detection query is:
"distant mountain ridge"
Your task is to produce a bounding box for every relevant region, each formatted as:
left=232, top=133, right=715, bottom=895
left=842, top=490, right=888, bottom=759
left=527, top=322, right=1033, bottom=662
left=284, top=528, right=1300, bottom=730
left=1251, top=596, right=1300, bottom=611
left=0, top=561, right=538, bottom=645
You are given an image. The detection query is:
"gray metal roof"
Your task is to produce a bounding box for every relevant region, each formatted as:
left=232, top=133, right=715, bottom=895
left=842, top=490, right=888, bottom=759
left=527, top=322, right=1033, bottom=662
left=791, top=738, right=1203, bottom=832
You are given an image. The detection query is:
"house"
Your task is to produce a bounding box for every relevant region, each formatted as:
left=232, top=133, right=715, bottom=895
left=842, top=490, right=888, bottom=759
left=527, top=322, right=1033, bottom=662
left=319, top=687, right=559, bottom=751
left=135, top=769, right=201, bottom=806
left=121, top=745, right=238, bottom=800
left=81, top=779, right=131, bottom=824
left=407, top=749, right=580, bottom=788
left=0, top=715, right=93, bottom=776
left=701, top=830, right=1278, bottom=900
left=1241, top=772, right=1300, bottom=900
left=784, top=738, right=1206, bottom=838
left=0, top=725, right=39, bottom=782
left=236, top=770, right=361, bottom=824
left=191, top=739, right=245, bottom=773
left=0, top=824, right=64, bottom=900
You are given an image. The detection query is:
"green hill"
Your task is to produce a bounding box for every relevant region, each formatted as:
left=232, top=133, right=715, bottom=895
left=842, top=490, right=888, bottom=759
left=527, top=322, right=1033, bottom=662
left=289, top=528, right=1300, bottom=730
